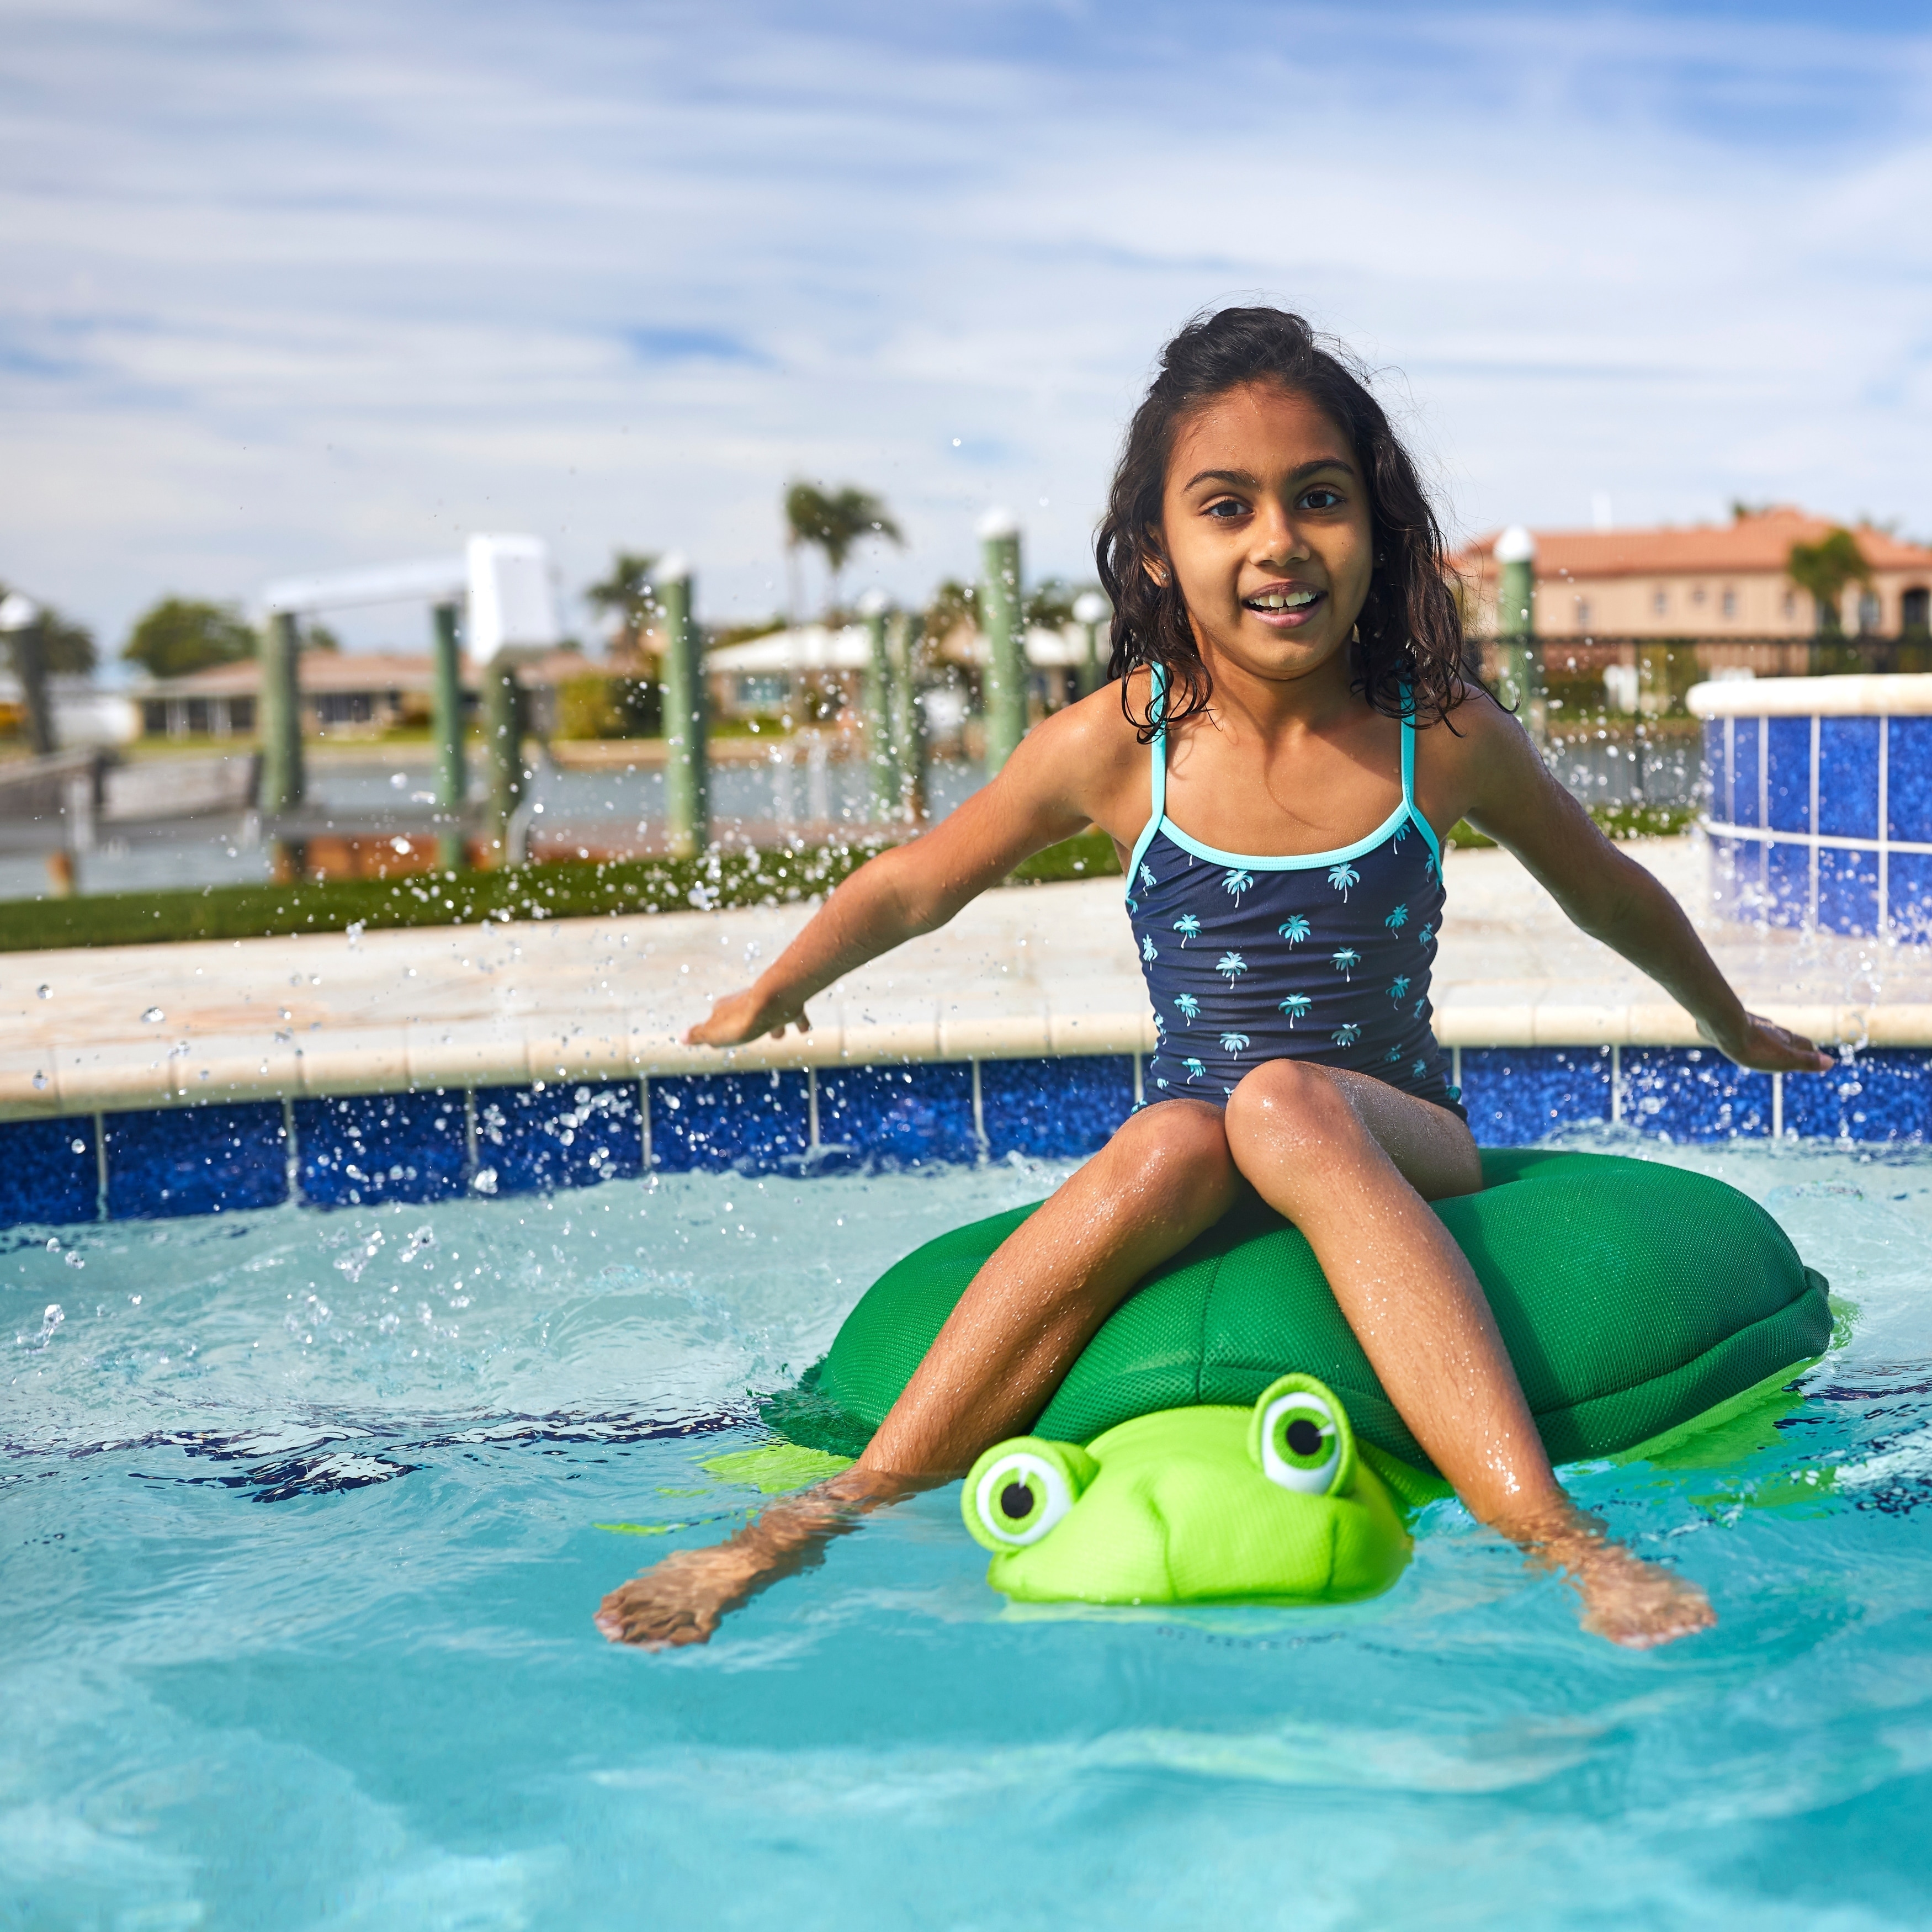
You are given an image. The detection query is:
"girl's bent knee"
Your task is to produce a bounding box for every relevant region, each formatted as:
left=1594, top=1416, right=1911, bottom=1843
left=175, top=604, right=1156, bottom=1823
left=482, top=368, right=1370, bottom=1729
left=1106, top=1102, right=1233, bottom=1200
left=1225, top=1060, right=1358, bottom=1144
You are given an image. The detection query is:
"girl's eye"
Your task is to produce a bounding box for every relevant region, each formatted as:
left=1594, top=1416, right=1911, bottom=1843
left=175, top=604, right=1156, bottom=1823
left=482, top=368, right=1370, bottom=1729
left=1204, top=498, right=1248, bottom=520
left=1260, top=1390, right=1343, bottom=1495
left=972, top=1451, right=1075, bottom=1546
left=1300, top=487, right=1343, bottom=511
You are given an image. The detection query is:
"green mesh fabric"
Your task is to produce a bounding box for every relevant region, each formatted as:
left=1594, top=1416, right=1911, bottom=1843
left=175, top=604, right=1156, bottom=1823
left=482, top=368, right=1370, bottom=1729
left=768, top=1149, right=1831, bottom=1471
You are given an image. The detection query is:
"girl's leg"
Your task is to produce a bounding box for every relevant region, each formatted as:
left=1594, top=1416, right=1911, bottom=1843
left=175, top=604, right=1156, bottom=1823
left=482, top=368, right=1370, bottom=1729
left=1222, top=1059, right=1713, bottom=1649
left=859, top=1097, right=1238, bottom=1475
left=597, top=1099, right=1238, bottom=1647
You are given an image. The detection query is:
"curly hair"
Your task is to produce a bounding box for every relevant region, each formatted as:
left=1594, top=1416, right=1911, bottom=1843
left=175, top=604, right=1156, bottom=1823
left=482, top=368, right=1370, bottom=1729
left=1095, top=306, right=1469, bottom=740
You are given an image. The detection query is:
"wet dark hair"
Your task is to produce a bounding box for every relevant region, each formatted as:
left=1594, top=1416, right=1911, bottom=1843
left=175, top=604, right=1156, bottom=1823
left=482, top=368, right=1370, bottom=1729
left=1095, top=306, right=1468, bottom=739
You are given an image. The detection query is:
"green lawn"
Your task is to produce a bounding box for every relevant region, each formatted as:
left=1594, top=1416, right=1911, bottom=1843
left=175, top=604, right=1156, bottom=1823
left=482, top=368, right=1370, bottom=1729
left=0, top=808, right=1687, bottom=954
left=0, top=828, right=1126, bottom=953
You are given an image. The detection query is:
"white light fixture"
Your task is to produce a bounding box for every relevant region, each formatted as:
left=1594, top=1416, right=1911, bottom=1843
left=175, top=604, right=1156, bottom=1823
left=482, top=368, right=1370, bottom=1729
left=466, top=534, right=560, bottom=662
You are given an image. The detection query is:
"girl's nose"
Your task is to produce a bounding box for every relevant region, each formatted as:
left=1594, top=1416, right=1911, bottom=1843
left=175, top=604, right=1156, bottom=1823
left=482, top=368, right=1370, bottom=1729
left=1253, top=510, right=1310, bottom=566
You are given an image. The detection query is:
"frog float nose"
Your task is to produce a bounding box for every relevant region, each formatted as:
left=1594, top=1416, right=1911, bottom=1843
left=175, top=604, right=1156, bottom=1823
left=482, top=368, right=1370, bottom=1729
left=960, top=1377, right=1415, bottom=1607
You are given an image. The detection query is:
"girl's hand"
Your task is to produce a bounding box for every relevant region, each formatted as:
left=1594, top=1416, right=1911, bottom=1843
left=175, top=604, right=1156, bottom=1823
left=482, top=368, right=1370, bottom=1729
left=684, top=986, right=812, bottom=1048
left=1697, top=1011, right=1833, bottom=1074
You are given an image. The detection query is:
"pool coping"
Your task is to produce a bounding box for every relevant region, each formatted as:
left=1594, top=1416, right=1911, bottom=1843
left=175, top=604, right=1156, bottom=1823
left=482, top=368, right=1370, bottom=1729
left=10, top=994, right=1932, bottom=1123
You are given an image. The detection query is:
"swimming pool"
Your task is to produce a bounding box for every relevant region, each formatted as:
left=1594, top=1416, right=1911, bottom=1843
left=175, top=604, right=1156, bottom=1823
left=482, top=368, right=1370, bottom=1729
left=7, top=1135, right=1931, bottom=1929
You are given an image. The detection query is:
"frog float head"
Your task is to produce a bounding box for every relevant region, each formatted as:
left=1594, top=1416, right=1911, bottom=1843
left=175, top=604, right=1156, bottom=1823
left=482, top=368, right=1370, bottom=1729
left=960, top=1374, right=1419, bottom=1605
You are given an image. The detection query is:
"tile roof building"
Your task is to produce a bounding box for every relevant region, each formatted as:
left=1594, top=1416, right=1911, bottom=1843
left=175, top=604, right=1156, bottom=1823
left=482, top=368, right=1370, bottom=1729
left=1453, top=507, right=1932, bottom=638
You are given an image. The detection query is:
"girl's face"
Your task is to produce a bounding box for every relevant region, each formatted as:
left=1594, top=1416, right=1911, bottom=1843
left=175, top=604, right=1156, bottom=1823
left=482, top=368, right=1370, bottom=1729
left=1154, top=380, right=1373, bottom=692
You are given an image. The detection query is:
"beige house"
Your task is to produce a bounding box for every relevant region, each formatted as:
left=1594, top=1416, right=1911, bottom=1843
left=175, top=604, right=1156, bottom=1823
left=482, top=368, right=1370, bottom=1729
left=1455, top=506, right=1932, bottom=638
left=134, top=649, right=597, bottom=740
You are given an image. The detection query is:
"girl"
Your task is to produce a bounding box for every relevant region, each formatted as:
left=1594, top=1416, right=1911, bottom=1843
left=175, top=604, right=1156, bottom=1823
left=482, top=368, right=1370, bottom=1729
left=597, top=307, right=1829, bottom=1652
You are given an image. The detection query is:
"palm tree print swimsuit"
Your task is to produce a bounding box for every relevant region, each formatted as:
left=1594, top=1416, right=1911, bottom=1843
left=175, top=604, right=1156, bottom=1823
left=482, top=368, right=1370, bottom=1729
left=1127, top=667, right=1464, bottom=1119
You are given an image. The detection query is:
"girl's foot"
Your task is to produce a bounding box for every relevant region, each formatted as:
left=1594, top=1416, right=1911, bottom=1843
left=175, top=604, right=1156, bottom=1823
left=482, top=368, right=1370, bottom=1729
left=1530, top=1522, right=1716, bottom=1649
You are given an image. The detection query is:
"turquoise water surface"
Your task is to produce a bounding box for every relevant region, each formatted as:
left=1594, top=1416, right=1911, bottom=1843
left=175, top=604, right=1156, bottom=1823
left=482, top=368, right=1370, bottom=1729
left=5, top=1135, right=1931, bottom=1930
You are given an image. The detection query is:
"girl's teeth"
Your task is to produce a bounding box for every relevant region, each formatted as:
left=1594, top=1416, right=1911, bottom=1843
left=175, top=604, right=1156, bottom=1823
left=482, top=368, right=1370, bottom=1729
left=1249, top=591, right=1318, bottom=610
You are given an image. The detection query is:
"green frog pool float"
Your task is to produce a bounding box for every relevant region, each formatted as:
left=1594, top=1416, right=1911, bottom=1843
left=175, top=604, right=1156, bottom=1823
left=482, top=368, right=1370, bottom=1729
left=769, top=1148, right=1834, bottom=1609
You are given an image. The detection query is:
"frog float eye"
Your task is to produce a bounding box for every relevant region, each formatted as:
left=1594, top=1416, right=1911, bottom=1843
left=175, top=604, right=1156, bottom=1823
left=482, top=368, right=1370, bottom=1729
left=1247, top=1373, right=1356, bottom=1498
left=961, top=1438, right=1097, bottom=1552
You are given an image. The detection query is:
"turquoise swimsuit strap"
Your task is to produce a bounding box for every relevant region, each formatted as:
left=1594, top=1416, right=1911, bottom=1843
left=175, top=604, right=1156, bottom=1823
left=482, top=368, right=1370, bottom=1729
left=1397, top=686, right=1442, bottom=866
left=1149, top=662, right=1169, bottom=821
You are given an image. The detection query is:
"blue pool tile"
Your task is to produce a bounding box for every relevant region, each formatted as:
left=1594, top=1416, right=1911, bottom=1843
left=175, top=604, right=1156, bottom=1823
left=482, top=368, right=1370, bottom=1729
left=1766, top=716, right=1811, bottom=834
left=1458, top=1048, right=1610, bottom=1143
left=1764, top=838, right=1811, bottom=928
left=1715, top=833, right=1768, bottom=922
left=1817, top=844, right=1879, bottom=936
left=1704, top=720, right=1728, bottom=821
left=818, top=1063, right=978, bottom=1168
left=648, top=1071, right=809, bottom=1173
left=1784, top=1053, right=1932, bottom=1144
left=1732, top=717, right=1761, bottom=827
left=981, top=1055, right=1135, bottom=1160
left=0, top=1117, right=98, bottom=1228
left=105, top=1103, right=289, bottom=1219
left=1889, top=717, right=1932, bottom=845
left=1621, top=1048, right=1771, bottom=1141
left=1890, top=852, right=1932, bottom=941
left=475, top=1082, right=644, bottom=1195
left=1817, top=716, right=1880, bottom=840
left=294, top=1092, right=466, bottom=1208
left=1708, top=836, right=1740, bottom=919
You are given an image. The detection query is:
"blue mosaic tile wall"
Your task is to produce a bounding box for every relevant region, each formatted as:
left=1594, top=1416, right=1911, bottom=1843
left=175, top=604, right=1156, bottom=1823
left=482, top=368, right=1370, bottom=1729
left=2, top=1046, right=1927, bottom=1230
left=0, top=1116, right=98, bottom=1227
left=103, top=1102, right=288, bottom=1219
left=294, top=1092, right=466, bottom=1209
left=1705, top=712, right=1932, bottom=940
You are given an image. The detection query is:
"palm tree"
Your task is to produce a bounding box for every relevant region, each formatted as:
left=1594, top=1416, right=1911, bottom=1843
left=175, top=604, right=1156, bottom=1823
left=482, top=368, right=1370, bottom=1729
left=1223, top=868, right=1255, bottom=904
left=1174, top=992, right=1201, bottom=1021
left=1183, top=1058, right=1208, bottom=1082
left=1383, top=903, right=1410, bottom=931
left=584, top=550, right=660, bottom=659
left=1333, top=1023, right=1362, bottom=1048
left=1327, top=862, right=1360, bottom=901
left=1787, top=528, right=1872, bottom=636
left=1277, top=915, right=1311, bottom=946
left=1331, top=946, right=1361, bottom=978
left=1219, top=1032, right=1250, bottom=1055
left=1173, top=914, right=1202, bottom=946
left=1141, top=933, right=1159, bottom=963
left=1215, top=951, right=1248, bottom=982
left=1278, top=993, right=1312, bottom=1027
left=784, top=482, right=904, bottom=621
left=1389, top=974, right=1411, bottom=1001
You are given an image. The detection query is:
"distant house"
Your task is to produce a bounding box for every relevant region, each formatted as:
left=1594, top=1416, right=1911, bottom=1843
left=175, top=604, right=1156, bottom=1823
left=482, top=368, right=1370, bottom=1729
left=1454, top=507, right=1932, bottom=638
left=132, top=649, right=597, bottom=740
left=703, top=622, right=1098, bottom=720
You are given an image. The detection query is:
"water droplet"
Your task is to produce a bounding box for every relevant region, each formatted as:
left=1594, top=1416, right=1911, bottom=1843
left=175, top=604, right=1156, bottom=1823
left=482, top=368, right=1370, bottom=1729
left=142, top=1007, right=164, bottom=1023
left=36, top=984, right=50, bottom=1000
left=31, top=1072, right=47, bottom=1091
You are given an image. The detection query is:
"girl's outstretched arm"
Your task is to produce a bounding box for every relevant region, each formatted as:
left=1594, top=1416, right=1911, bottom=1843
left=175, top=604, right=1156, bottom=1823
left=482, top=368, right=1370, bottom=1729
left=1450, top=698, right=1832, bottom=1076
left=685, top=694, right=1142, bottom=1048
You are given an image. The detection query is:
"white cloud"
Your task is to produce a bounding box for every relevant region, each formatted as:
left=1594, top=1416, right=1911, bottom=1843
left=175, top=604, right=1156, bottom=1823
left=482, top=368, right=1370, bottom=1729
left=1, top=0, right=1928, bottom=654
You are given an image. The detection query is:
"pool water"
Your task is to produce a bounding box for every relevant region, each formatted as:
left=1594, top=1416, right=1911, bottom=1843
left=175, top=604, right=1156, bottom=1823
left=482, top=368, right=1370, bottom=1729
left=7, top=1136, right=1932, bottom=1930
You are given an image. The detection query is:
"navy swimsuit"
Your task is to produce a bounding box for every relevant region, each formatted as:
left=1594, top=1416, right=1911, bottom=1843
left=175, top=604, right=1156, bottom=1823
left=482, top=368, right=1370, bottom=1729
left=1127, top=671, right=1464, bottom=1119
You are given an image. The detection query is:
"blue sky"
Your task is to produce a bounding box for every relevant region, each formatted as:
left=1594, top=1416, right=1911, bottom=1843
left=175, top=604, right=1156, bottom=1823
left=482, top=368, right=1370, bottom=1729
left=3, top=0, right=1929, bottom=654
